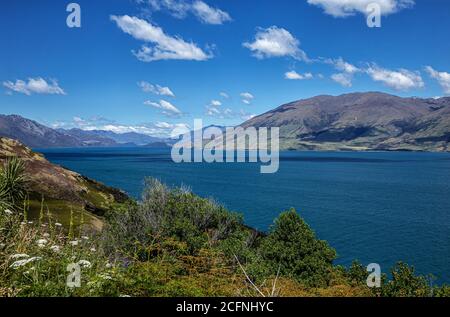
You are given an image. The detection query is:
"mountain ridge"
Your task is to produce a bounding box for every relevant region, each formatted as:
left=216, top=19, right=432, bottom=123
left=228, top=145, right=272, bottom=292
left=0, top=114, right=168, bottom=148
left=240, top=92, right=450, bottom=151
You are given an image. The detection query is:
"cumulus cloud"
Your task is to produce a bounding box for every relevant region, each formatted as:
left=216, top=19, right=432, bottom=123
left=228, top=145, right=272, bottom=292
left=138, top=81, right=175, bottom=97
left=220, top=92, right=229, bottom=99
left=366, top=64, right=424, bottom=91
left=425, top=66, right=450, bottom=95
left=145, top=99, right=183, bottom=116
left=111, top=15, right=211, bottom=61
left=307, top=0, right=415, bottom=17
left=146, top=0, right=190, bottom=18
left=243, top=26, right=308, bottom=61
left=331, top=57, right=360, bottom=74
left=144, top=0, right=231, bottom=25
left=331, top=73, right=353, bottom=87
left=240, top=92, right=254, bottom=105
left=205, top=99, right=231, bottom=118
left=3, top=77, right=66, bottom=95
left=210, top=100, right=222, bottom=107
left=325, top=57, right=360, bottom=87
left=191, top=1, right=231, bottom=24
left=285, top=71, right=313, bottom=80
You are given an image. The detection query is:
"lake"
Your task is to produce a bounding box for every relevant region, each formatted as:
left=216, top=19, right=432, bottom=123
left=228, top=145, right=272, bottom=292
left=37, top=147, right=450, bottom=284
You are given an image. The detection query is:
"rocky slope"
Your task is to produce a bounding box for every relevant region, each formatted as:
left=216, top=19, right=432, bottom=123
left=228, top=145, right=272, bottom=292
left=240, top=92, right=450, bottom=151
left=0, top=137, right=129, bottom=226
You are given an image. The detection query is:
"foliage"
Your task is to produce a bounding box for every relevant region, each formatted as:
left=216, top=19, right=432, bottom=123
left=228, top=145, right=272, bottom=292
left=103, top=178, right=245, bottom=255
left=0, top=178, right=448, bottom=297
left=0, top=157, right=27, bottom=211
left=259, top=209, right=337, bottom=287
left=378, top=262, right=433, bottom=297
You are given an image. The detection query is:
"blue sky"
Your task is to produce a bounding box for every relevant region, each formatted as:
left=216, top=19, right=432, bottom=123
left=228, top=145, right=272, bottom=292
left=1, top=0, right=450, bottom=137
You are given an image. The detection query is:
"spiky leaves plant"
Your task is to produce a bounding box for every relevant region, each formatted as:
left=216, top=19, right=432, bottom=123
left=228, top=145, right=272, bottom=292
left=0, top=156, right=27, bottom=211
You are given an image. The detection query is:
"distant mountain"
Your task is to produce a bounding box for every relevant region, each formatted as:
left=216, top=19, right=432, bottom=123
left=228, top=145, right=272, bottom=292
left=0, top=115, right=83, bottom=148
left=61, top=129, right=163, bottom=146
left=143, top=141, right=171, bottom=148
left=240, top=92, right=450, bottom=151
left=0, top=114, right=165, bottom=148
left=55, top=128, right=119, bottom=147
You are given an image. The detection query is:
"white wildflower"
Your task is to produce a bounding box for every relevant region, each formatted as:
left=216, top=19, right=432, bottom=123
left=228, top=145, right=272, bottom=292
left=36, top=239, right=48, bottom=247
left=78, top=260, right=92, bottom=268
left=90, top=247, right=96, bottom=252
left=105, top=263, right=112, bottom=269
left=50, top=245, right=61, bottom=253
left=69, top=240, right=79, bottom=246
left=4, top=209, right=13, bottom=215
left=10, top=257, right=42, bottom=269
left=10, top=254, right=29, bottom=260
left=55, top=223, right=62, bottom=227
left=28, top=221, right=33, bottom=224
left=81, top=236, right=89, bottom=240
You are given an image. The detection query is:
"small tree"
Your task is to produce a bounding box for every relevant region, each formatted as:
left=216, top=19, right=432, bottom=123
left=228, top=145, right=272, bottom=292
left=259, top=209, right=337, bottom=287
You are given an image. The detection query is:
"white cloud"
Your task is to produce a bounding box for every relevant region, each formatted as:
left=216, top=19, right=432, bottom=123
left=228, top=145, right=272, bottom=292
left=240, top=92, right=254, bottom=104
left=144, top=0, right=231, bottom=25
left=243, top=26, right=308, bottom=61
left=220, top=92, right=229, bottom=99
left=205, top=99, right=233, bottom=118
left=191, top=1, right=231, bottom=25
left=425, top=66, right=450, bottom=95
left=325, top=58, right=360, bottom=87
left=331, top=73, right=353, bottom=87
left=307, top=0, right=415, bottom=18
left=3, top=77, right=66, bottom=95
left=111, top=15, right=211, bottom=61
left=366, top=64, right=424, bottom=91
left=53, top=116, right=189, bottom=138
left=285, top=71, right=313, bottom=80
left=146, top=0, right=190, bottom=18
left=144, top=99, right=183, bottom=116
left=210, top=100, right=222, bottom=107
left=332, top=57, right=360, bottom=74
left=138, top=81, right=175, bottom=97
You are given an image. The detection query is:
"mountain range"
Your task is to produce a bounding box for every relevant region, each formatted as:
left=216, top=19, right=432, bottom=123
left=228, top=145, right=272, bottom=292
left=0, top=114, right=169, bottom=148
left=241, top=92, right=450, bottom=151
left=2, top=92, right=450, bottom=151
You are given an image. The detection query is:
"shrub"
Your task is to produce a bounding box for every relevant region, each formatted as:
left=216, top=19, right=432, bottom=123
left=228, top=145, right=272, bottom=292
left=0, top=157, right=28, bottom=211
left=259, top=209, right=337, bottom=287
left=103, top=178, right=244, bottom=255
left=379, top=262, right=432, bottom=297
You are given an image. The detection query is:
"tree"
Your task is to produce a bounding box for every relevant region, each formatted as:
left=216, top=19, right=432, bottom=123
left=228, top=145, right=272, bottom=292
left=259, top=209, right=336, bottom=287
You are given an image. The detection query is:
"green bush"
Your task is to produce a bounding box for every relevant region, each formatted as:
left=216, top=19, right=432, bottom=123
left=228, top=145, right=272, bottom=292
left=259, top=209, right=337, bottom=287
left=379, top=262, right=432, bottom=297
left=103, top=178, right=244, bottom=255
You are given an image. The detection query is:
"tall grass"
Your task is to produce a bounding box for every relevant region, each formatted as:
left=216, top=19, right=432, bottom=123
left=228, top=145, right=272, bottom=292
left=0, top=156, right=27, bottom=211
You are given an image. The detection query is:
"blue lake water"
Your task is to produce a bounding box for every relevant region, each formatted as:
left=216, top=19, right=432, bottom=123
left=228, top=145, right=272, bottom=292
left=37, top=147, right=450, bottom=284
